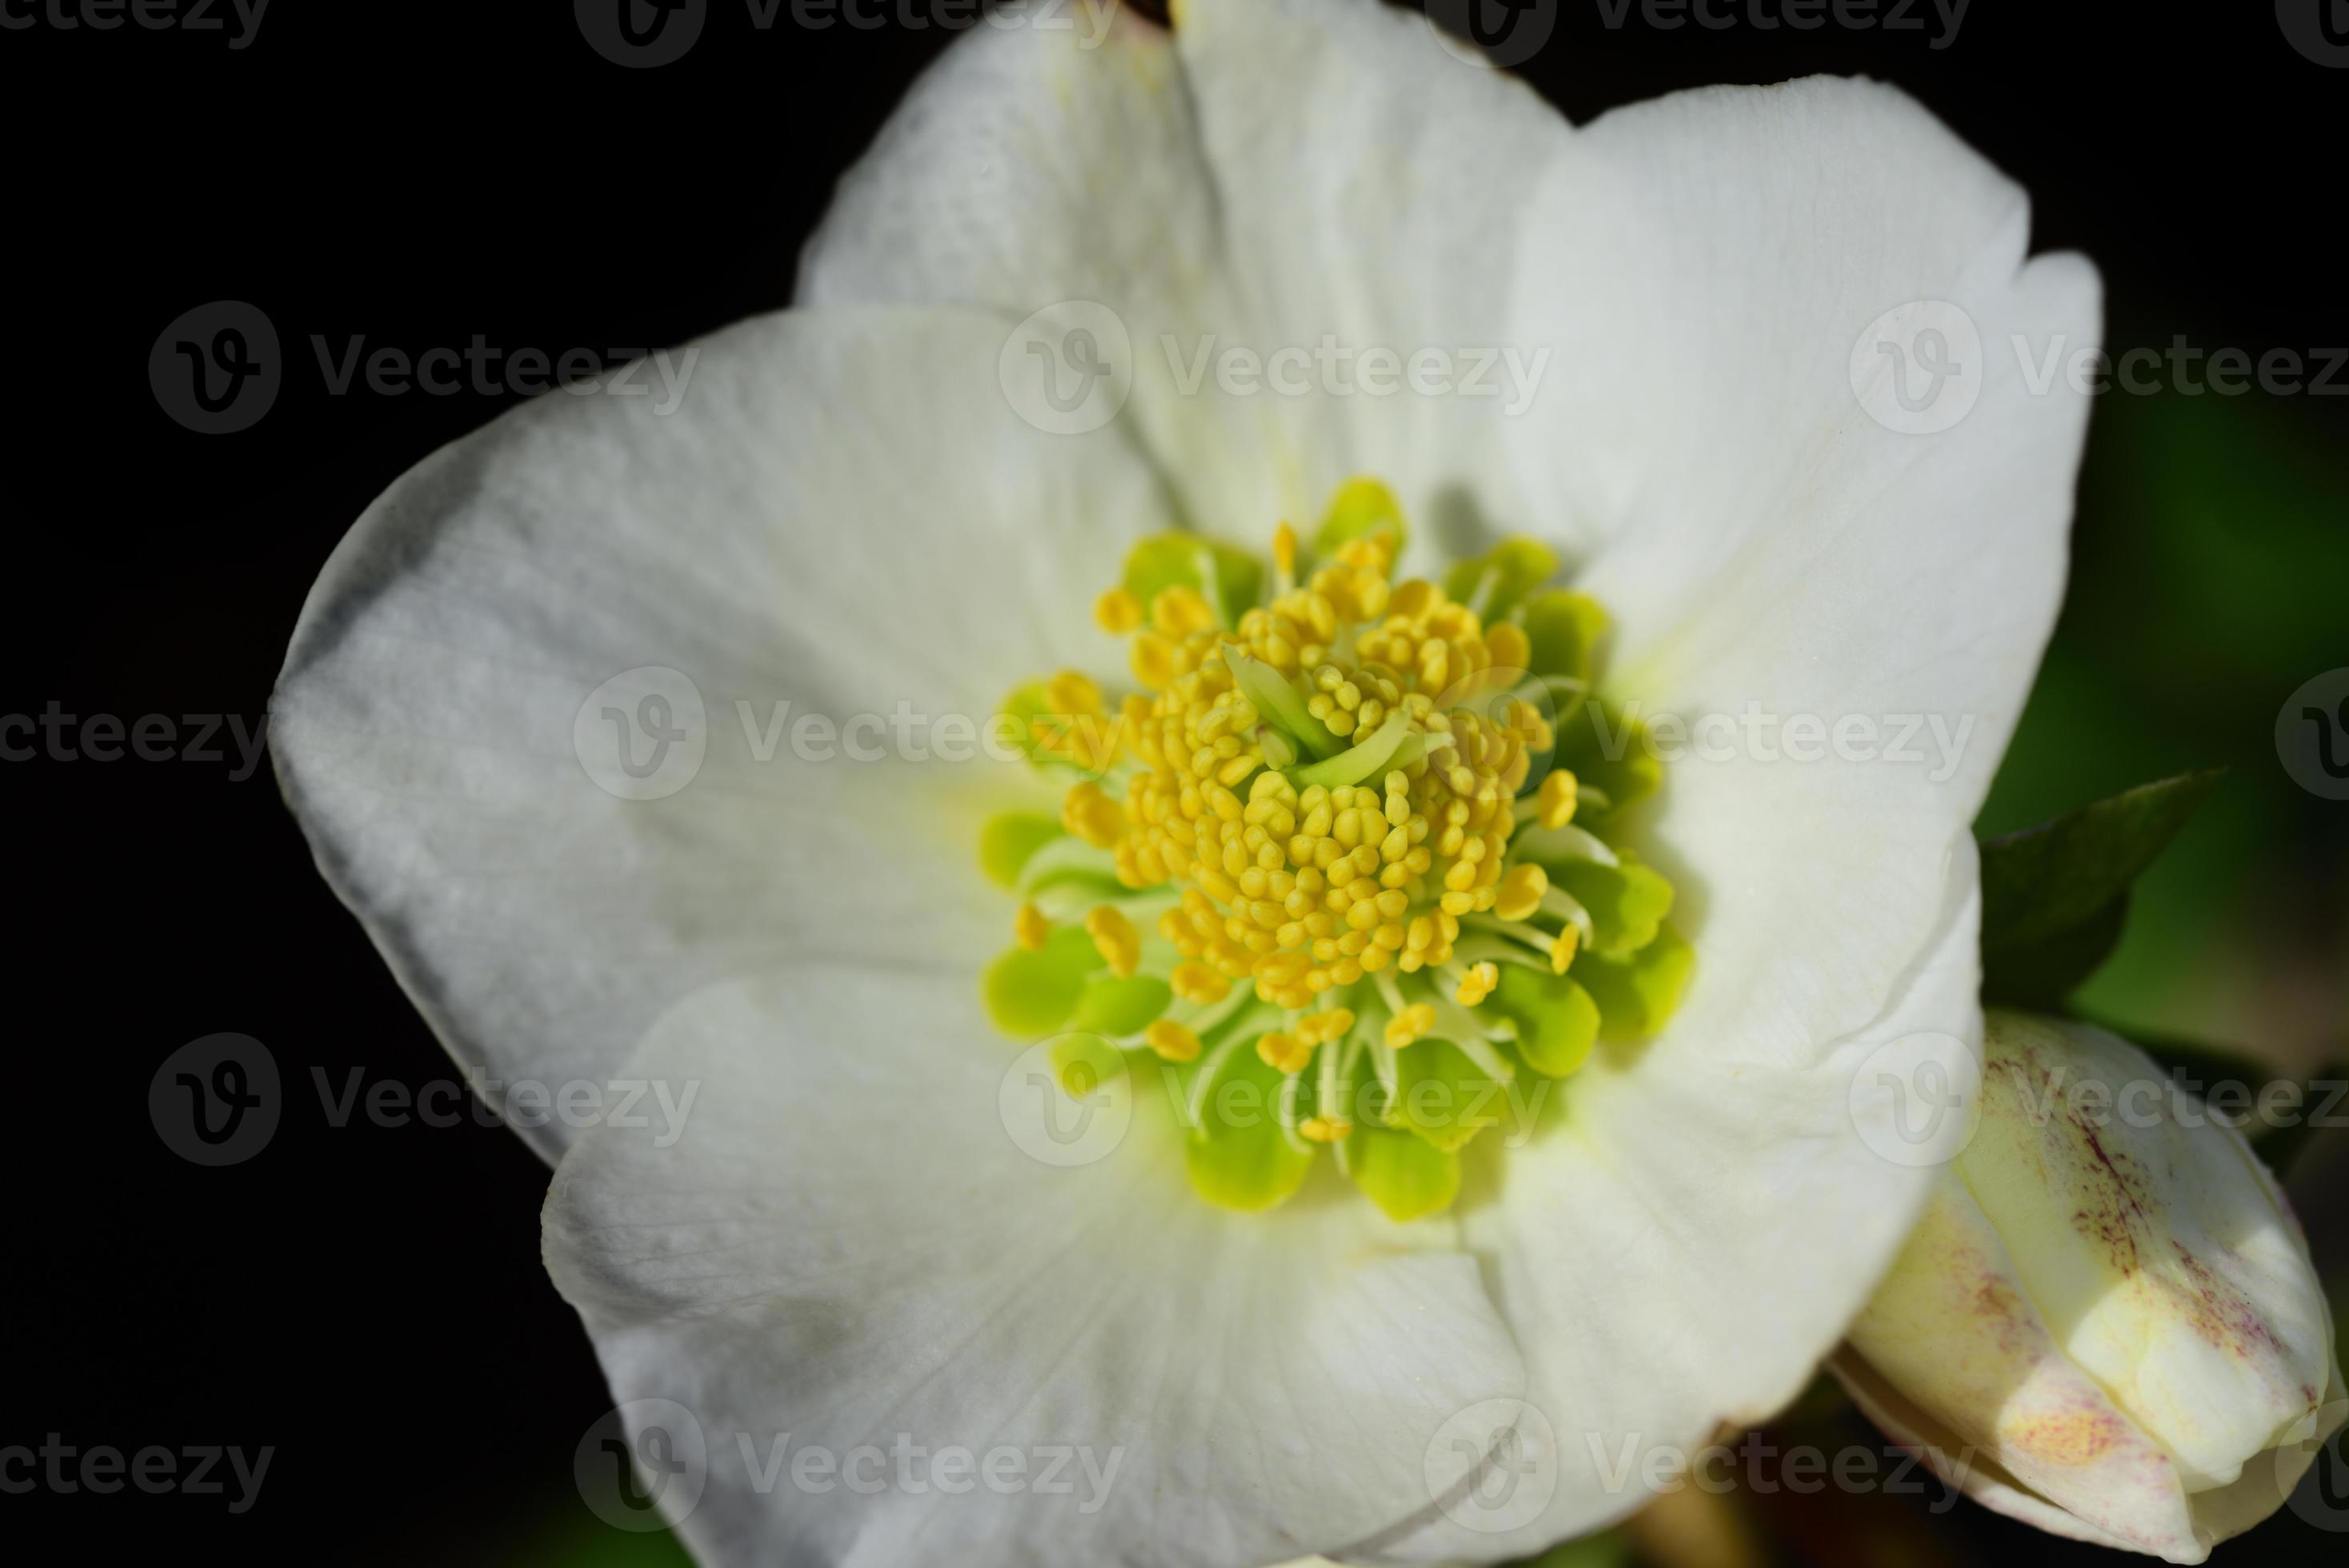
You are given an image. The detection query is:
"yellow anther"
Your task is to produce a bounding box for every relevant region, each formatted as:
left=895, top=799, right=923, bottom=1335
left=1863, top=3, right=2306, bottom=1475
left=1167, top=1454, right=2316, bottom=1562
left=1085, top=906, right=1142, bottom=979
left=1495, top=862, right=1549, bottom=922
left=1062, top=781, right=1125, bottom=849
left=1170, top=962, right=1231, bottom=1006
left=1384, top=1002, right=1438, bottom=1050
left=1145, top=1018, right=1203, bottom=1062
left=1551, top=926, right=1581, bottom=975
left=1150, top=584, right=1218, bottom=636
left=1299, top=1114, right=1351, bottom=1143
left=1130, top=632, right=1179, bottom=690
left=1538, top=770, right=1579, bottom=830
left=1455, top=961, right=1499, bottom=1007
left=1014, top=903, right=1050, bottom=953
left=1273, top=522, right=1299, bottom=582
left=1257, top=1030, right=1313, bottom=1075
left=1486, top=620, right=1530, bottom=675
left=1094, top=586, right=1143, bottom=634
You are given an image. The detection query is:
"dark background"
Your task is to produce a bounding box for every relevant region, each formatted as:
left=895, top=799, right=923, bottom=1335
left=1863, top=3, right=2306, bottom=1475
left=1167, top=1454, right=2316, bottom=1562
left=6, top=2, right=2343, bottom=1563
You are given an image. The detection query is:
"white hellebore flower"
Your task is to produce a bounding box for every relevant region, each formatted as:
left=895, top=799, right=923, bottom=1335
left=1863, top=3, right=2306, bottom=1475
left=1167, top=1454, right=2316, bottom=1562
left=273, top=1, right=2102, bottom=1563
left=1835, top=1012, right=2344, bottom=1562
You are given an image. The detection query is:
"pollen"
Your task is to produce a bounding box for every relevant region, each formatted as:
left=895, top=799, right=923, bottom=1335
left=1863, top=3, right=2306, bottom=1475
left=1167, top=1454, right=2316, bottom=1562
left=1495, top=862, right=1548, bottom=922
left=1537, top=769, right=1579, bottom=830
left=1086, top=906, right=1142, bottom=980
left=1385, top=1002, right=1439, bottom=1050
left=1144, top=1018, right=1203, bottom=1062
left=984, top=489, right=1686, bottom=1219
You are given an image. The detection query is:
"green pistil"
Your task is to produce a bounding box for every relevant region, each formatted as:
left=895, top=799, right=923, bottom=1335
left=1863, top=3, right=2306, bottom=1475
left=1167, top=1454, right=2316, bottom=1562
left=1227, top=648, right=1343, bottom=761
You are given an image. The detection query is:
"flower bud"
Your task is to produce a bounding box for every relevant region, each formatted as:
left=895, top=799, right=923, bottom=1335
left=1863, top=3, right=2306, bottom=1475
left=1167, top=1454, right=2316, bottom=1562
left=1835, top=1011, right=2341, bottom=1562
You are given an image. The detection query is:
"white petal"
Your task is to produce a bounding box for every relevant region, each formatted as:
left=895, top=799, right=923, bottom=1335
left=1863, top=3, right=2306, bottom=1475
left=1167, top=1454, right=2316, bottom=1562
left=1512, top=77, right=2099, bottom=1076
left=798, top=0, right=1574, bottom=563
left=274, top=306, right=1170, bottom=1161
left=1350, top=847, right=1987, bottom=1560
left=542, top=966, right=1527, bottom=1568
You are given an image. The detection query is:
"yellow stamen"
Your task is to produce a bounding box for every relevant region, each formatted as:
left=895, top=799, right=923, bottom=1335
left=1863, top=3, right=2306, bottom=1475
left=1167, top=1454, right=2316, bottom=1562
left=1085, top=906, right=1142, bottom=979
left=1551, top=926, right=1580, bottom=975
left=1150, top=583, right=1218, bottom=637
left=1299, top=1114, right=1352, bottom=1143
left=1062, top=781, right=1125, bottom=849
left=1538, top=770, right=1579, bottom=830
left=1144, top=1018, right=1202, bottom=1062
left=1014, top=902, right=1050, bottom=953
left=1094, top=586, right=1143, bottom=634
left=1258, top=1030, right=1313, bottom=1074
left=1272, top=522, right=1298, bottom=583
left=1455, top=961, right=1499, bottom=1006
left=1384, top=1002, right=1438, bottom=1050
left=1170, top=962, right=1231, bottom=1006
left=1495, top=862, right=1548, bottom=922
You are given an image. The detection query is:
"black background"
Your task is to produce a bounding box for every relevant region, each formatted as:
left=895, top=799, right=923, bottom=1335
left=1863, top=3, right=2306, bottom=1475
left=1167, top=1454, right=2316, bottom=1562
left=6, top=2, right=2343, bottom=1563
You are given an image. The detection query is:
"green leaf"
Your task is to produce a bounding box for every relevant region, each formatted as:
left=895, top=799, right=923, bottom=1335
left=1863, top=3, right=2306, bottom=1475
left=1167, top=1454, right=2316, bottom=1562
left=1122, top=532, right=1263, bottom=628
left=1388, top=1038, right=1509, bottom=1152
left=1442, top=537, right=1559, bottom=622
left=1344, top=1124, right=1460, bottom=1222
left=1184, top=1038, right=1313, bottom=1212
left=1574, top=924, right=1695, bottom=1042
left=1980, top=771, right=2222, bottom=1005
left=1551, top=698, right=1662, bottom=820
left=1312, top=476, right=1408, bottom=560
left=1519, top=589, right=1611, bottom=682
left=1543, top=856, right=1674, bottom=960
left=980, top=926, right=1098, bottom=1038
left=978, top=811, right=1062, bottom=889
left=1071, top=975, right=1172, bottom=1038
left=1486, top=965, right=1600, bottom=1078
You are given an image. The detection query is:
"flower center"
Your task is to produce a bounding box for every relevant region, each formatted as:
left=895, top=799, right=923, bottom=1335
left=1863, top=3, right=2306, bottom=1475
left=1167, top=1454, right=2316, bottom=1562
left=982, top=478, right=1692, bottom=1220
